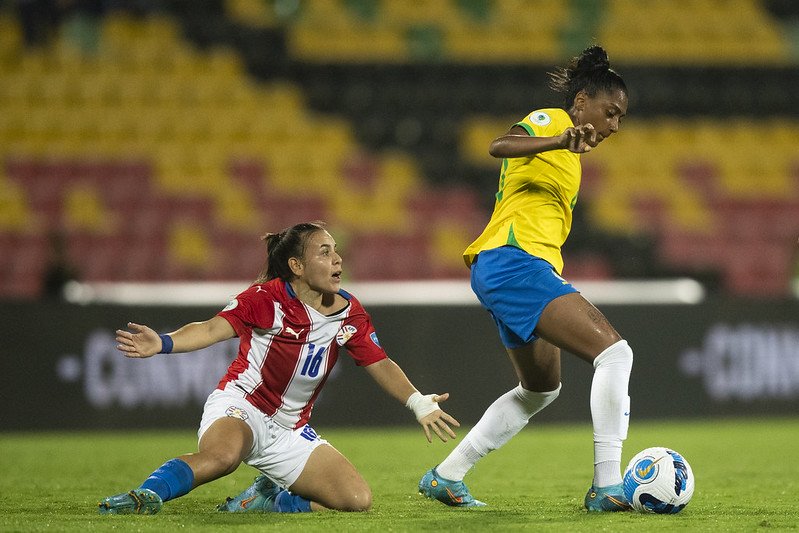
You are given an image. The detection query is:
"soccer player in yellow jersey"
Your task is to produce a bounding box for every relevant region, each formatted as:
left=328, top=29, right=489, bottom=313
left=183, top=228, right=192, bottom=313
left=419, top=46, right=633, bottom=512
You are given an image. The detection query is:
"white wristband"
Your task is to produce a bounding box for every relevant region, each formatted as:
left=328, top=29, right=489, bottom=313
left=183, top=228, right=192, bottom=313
left=405, top=391, right=439, bottom=421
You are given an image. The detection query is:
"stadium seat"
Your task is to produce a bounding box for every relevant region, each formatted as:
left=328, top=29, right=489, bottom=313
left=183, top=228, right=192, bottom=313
left=601, top=0, right=789, bottom=65
left=62, top=185, right=113, bottom=234
left=724, top=240, right=794, bottom=297
left=345, top=232, right=430, bottom=280
left=561, top=252, right=614, bottom=281
left=0, top=179, right=32, bottom=231
left=1, top=4, right=798, bottom=299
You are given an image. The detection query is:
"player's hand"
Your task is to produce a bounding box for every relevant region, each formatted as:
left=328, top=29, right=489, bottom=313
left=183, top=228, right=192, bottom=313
left=115, top=322, right=161, bottom=358
left=417, top=393, right=460, bottom=443
left=561, top=124, right=598, bottom=153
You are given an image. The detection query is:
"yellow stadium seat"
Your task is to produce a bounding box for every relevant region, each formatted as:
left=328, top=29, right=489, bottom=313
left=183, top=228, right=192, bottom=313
left=588, top=191, right=638, bottom=235
left=666, top=188, right=715, bottom=233
left=460, top=116, right=514, bottom=166
left=430, top=220, right=473, bottom=271
left=494, top=0, right=568, bottom=27
left=381, top=0, right=459, bottom=25
left=168, top=222, right=212, bottom=269
left=141, top=16, right=182, bottom=45
left=265, top=148, right=339, bottom=196
left=301, top=0, right=357, bottom=29
left=379, top=151, right=420, bottom=194
left=601, top=0, right=790, bottom=65
left=0, top=179, right=32, bottom=231
left=330, top=188, right=410, bottom=231
left=226, top=0, right=280, bottom=28
left=64, top=185, right=114, bottom=233
left=446, top=24, right=559, bottom=63
left=206, top=47, right=245, bottom=79
left=0, top=14, right=22, bottom=62
left=214, top=185, right=263, bottom=231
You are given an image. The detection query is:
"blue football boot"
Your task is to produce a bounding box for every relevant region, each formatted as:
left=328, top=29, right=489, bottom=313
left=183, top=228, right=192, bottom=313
left=418, top=467, right=486, bottom=508
left=584, top=483, right=632, bottom=512
left=98, top=488, right=163, bottom=515
left=217, top=475, right=283, bottom=512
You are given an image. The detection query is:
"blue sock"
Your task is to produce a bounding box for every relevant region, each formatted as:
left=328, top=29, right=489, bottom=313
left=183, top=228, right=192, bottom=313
left=140, top=458, right=195, bottom=502
left=274, top=490, right=312, bottom=513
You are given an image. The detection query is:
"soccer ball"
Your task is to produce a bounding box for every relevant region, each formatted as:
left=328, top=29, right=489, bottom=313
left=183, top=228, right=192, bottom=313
left=623, top=447, right=694, bottom=514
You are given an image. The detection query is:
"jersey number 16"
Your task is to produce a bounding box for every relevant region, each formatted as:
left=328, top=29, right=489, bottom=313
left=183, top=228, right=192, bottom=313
left=300, top=343, right=326, bottom=377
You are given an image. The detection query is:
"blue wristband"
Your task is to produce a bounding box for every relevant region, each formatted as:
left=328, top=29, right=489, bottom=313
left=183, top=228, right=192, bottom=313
left=158, top=334, right=174, bottom=354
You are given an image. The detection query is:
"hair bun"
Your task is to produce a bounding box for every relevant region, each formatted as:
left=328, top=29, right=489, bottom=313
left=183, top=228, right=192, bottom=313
left=547, top=44, right=626, bottom=106
left=576, top=45, right=610, bottom=72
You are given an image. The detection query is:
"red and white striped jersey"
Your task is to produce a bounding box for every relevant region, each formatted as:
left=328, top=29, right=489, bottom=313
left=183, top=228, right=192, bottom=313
left=216, top=278, right=387, bottom=429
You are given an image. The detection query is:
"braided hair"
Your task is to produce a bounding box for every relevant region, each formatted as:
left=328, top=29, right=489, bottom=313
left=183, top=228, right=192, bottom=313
left=255, top=221, right=327, bottom=283
left=548, top=45, right=627, bottom=109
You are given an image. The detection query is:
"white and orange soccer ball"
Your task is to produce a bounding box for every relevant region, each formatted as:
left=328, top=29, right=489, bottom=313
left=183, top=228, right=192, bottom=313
left=623, top=447, right=695, bottom=514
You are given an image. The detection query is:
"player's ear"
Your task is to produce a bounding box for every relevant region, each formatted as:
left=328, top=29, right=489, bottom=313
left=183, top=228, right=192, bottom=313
left=573, top=89, right=588, bottom=112
left=288, top=256, right=304, bottom=277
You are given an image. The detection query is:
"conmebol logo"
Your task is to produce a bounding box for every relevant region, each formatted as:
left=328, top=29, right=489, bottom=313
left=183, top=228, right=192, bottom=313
left=679, top=324, right=799, bottom=401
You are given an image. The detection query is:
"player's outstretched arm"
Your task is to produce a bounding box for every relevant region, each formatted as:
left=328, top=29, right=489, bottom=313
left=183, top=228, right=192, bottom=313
left=364, top=358, right=460, bottom=443
left=115, top=322, right=160, bottom=358
left=116, top=316, right=236, bottom=358
left=488, top=123, right=598, bottom=158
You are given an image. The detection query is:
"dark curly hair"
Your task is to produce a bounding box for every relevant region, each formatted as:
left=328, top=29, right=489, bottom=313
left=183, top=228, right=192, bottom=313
left=547, top=45, right=627, bottom=109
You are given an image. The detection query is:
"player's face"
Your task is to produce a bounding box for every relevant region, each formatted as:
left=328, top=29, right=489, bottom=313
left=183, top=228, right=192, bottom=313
left=579, top=88, right=628, bottom=143
left=297, top=230, right=342, bottom=293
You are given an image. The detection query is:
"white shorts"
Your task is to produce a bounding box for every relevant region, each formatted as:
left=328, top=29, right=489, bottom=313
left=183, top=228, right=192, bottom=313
left=198, top=388, right=328, bottom=488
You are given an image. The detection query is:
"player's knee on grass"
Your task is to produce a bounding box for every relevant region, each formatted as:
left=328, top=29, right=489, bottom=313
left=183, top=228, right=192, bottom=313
left=329, top=484, right=372, bottom=512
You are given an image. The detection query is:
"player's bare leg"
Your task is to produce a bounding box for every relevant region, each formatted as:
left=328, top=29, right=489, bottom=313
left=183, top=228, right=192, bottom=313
left=180, top=417, right=253, bottom=485
left=420, top=339, right=561, bottom=508
left=100, top=417, right=252, bottom=515
left=536, top=292, right=633, bottom=511
left=220, top=442, right=371, bottom=513
left=506, top=337, right=561, bottom=392
left=533, top=292, right=621, bottom=360
left=289, top=443, right=372, bottom=512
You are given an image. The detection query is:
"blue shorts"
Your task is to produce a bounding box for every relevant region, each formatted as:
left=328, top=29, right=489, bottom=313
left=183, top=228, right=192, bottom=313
left=471, top=246, right=578, bottom=348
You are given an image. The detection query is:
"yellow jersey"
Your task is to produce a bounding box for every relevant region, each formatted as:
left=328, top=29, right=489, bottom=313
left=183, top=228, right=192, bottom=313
left=464, top=108, right=580, bottom=274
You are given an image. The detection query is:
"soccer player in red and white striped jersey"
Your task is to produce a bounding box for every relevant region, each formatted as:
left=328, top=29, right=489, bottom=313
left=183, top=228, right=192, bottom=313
left=215, top=260, right=386, bottom=431
left=99, top=222, right=458, bottom=515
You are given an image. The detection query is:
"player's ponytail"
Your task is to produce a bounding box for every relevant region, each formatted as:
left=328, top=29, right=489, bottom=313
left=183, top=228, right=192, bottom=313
left=548, top=45, right=626, bottom=109
left=255, top=221, right=327, bottom=283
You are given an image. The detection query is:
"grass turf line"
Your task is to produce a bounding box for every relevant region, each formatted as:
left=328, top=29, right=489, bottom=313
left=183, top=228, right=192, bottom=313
left=1, top=418, right=797, bottom=532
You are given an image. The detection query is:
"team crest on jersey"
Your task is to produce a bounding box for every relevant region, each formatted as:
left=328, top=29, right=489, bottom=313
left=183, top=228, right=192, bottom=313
left=530, top=111, right=551, bottom=126
left=370, top=332, right=381, bottom=347
left=222, top=298, right=238, bottom=312
left=225, top=406, right=249, bottom=421
left=336, top=325, right=358, bottom=346
left=300, top=425, right=319, bottom=442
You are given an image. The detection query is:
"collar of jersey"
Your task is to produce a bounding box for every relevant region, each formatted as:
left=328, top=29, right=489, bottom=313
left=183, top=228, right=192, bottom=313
left=284, top=281, right=353, bottom=302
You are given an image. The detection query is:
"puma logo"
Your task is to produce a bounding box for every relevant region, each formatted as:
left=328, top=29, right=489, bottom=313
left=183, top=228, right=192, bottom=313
left=284, top=326, right=304, bottom=339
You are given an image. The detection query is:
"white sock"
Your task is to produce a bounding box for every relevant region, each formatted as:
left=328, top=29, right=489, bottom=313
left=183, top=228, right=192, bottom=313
left=590, top=339, right=633, bottom=487
left=436, top=383, right=561, bottom=481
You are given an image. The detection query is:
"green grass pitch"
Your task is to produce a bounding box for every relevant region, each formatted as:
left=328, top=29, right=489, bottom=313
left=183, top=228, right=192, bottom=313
left=1, top=418, right=797, bottom=532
